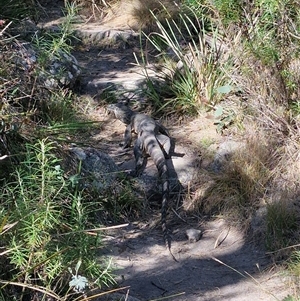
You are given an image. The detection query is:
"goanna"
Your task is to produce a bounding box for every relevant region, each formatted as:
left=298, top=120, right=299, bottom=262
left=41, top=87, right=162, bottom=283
left=107, top=102, right=176, bottom=260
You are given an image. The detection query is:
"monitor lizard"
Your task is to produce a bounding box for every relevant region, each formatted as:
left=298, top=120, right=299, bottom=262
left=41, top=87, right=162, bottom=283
left=107, top=102, right=177, bottom=261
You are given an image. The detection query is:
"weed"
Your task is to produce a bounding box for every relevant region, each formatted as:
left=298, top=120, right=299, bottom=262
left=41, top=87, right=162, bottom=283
left=290, top=101, right=300, bottom=116
left=265, top=200, right=297, bottom=252
left=0, top=139, right=115, bottom=299
left=33, top=2, right=78, bottom=64
left=36, top=89, right=99, bottom=142
left=0, top=0, right=37, bottom=21
left=138, top=7, right=235, bottom=115
left=213, top=105, right=237, bottom=133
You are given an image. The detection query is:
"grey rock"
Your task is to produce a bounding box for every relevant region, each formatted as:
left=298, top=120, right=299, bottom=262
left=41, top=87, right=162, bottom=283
left=41, top=51, right=81, bottom=89
left=10, top=18, right=40, bottom=40
left=13, top=42, right=37, bottom=72
left=75, top=27, right=138, bottom=47
left=70, top=147, right=119, bottom=192
left=210, top=140, right=244, bottom=173
left=12, top=40, right=80, bottom=89
left=186, top=228, right=203, bottom=243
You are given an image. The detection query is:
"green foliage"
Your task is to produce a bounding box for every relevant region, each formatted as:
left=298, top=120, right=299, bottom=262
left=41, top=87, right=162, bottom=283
left=289, top=251, right=300, bottom=289
left=36, top=90, right=99, bottom=143
left=290, top=101, right=300, bottom=116
left=245, top=1, right=299, bottom=65
left=265, top=201, right=297, bottom=251
left=0, top=2, right=117, bottom=300
left=0, top=1, right=82, bottom=157
left=282, top=296, right=300, bottom=301
left=213, top=104, right=237, bottom=133
left=0, top=139, right=115, bottom=299
left=283, top=272, right=300, bottom=301
left=213, top=0, right=242, bottom=24
left=0, top=2, right=83, bottom=165
left=140, top=8, right=234, bottom=115
left=0, top=0, right=36, bottom=21
left=33, top=2, right=78, bottom=65
left=182, top=0, right=205, bottom=11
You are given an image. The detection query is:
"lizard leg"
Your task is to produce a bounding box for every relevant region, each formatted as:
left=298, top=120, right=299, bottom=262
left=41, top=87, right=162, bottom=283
left=156, top=134, right=171, bottom=158
left=123, top=124, right=132, bottom=148
left=134, top=137, right=147, bottom=176
left=157, top=123, right=170, bottom=137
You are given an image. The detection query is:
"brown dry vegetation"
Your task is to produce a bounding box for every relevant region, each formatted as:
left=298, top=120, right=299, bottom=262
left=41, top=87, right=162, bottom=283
left=75, top=0, right=181, bottom=31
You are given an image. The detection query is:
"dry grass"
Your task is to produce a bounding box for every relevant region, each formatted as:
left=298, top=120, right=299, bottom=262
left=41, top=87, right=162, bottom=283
left=185, top=111, right=300, bottom=251
left=187, top=127, right=272, bottom=217
left=151, top=6, right=300, bottom=247
left=69, top=0, right=180, bottom=29
left=100, top=0, right=180, bottom=31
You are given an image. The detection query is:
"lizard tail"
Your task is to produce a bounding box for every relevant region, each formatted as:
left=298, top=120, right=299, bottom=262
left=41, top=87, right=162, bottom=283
left=160, top=164, right=178, bottom=262
left=149, top=145, right=178, bottom=261
left=161, top=189, right=170, bottom=248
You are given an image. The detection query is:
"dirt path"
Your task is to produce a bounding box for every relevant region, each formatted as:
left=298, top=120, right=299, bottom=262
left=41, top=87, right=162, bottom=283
left=74, top=44, right=292, bottom=301
left=40, top=6, right=293, bottom=300
left=104, top=220, right=289, bottom=301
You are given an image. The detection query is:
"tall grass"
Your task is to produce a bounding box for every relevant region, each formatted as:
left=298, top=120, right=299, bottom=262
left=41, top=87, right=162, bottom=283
left=0, top=2, right=121, bottom=300
left=136, top=6, right=235, bottom=115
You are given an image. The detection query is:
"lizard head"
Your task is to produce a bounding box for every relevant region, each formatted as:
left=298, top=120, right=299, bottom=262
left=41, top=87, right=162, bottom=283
left=106, top=102, right=133, bottom=124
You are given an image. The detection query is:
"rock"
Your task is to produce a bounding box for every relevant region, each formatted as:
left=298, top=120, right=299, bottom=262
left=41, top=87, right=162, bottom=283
left=69, top=147, right=120, bottom=192
left=13, top=41, right=37, bottom=72
left=9, top=18, right=40, bottom=40
left=40, top=51, right=81, bottom=89
left=186, top=228, right=202, bottom=243
left=210, top=140, right=245, bottom=173
left=11, top=39, right=80, bottom=89
left=75, top=27, right=139, bottom=47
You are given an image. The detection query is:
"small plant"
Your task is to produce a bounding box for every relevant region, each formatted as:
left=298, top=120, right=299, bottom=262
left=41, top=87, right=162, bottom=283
left=265, top=200, right=297, bottom=252
left=33, top=1, right=78, bottom=64
left=0, top=2, right=82, bottom=166
left=290, top=101, right=300, bottom=116
left=68, top=260, right=89, bottom=293
left=0, top=139, right=115, bottom=300
left=213, top=0, right=242, bottom=25
left=213, top=105, right=236, bottom=133
left=138, top=7, right=235, bottom=115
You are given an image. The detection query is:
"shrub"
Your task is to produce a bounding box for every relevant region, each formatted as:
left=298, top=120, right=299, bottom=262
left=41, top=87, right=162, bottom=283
left=0, top=139, right=115, bottom=300
left=138, top=7, right=235, bottom=115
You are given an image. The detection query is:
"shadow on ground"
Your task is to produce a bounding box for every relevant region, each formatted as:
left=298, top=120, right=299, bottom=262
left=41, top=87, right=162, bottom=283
left=101, top=218, right=289, bottom=301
